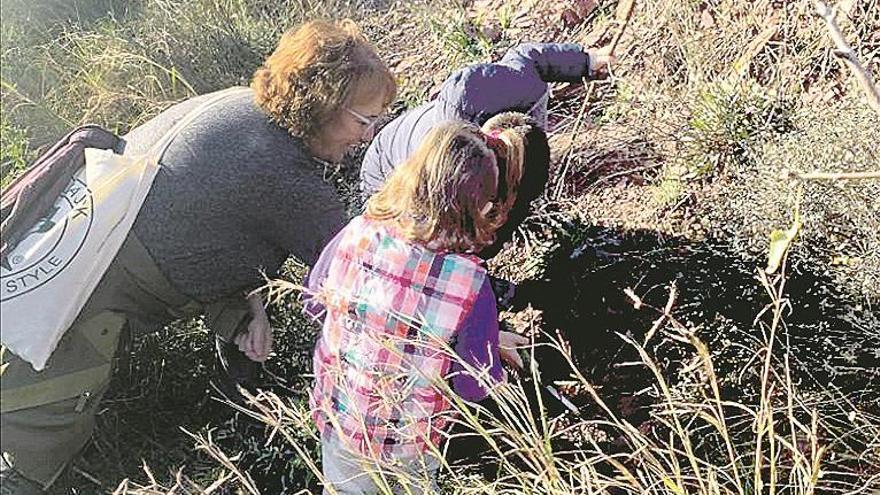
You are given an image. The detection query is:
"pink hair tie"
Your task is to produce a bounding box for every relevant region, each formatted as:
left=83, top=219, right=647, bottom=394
left=483, top=129, right=505, bottom=153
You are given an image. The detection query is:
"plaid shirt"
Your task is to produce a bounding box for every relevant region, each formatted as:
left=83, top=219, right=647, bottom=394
left=311, top=216, right=486, bottom=458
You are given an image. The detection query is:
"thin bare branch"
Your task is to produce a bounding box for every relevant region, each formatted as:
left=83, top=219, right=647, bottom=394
left=815, top=1, right=880, bottom=115
left=787, top=170, right=880, bottom=181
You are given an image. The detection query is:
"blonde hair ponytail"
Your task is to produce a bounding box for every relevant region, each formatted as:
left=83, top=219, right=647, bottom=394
left=481, top=116, right=530, bottom=222
left=493, top=128, right=526, bottom=219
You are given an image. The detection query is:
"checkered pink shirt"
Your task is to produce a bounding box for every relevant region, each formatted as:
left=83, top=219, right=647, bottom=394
left=311, top=216, right=486, bottom=458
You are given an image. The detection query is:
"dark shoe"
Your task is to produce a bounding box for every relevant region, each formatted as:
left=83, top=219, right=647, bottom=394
left=213, top=335, right=261, bottom=403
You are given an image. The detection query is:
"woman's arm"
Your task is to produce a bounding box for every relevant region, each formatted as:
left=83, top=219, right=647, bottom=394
left=302, top=226, right=347, bottom=325
left=234, top=292, right=273, bottom=362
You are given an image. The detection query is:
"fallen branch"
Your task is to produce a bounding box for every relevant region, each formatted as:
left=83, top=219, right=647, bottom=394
left=815, top=1, right=880, bottom=115
left=786, top=170, right=880, bottom=181
left=554, top=83, right=594, bottom=200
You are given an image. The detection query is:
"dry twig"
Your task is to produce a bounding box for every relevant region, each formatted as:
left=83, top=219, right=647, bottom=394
left=608, top=0, right=636, bottom=53
left=815, top=1, right=880, bottom=115
left=785, top=169, right=880, bottom=181
left=554, top=0, right=637, bottom=199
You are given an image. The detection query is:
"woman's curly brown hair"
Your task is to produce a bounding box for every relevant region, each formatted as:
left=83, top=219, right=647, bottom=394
left=252, top=19, right=396, bottom=141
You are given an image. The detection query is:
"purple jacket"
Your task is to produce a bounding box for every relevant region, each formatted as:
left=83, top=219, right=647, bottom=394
left=360, top=43, right=592, bottom=200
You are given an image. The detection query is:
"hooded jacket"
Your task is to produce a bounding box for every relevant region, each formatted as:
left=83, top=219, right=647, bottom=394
left=360, top=43, right=592, bottom=200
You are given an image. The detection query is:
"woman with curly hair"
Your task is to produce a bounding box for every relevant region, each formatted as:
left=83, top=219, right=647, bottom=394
left=0, top=19, right=395, bottom=493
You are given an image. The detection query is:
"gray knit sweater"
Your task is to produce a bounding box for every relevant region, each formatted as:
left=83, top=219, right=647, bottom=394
left=119, top=88, right=346, bottom=302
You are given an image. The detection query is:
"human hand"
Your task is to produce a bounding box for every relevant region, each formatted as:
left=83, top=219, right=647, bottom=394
left=589, top=45, right=616, bottom=76
left=236, top=294, right=273, bottom=362
left=499, top=331, right=529, bottom=369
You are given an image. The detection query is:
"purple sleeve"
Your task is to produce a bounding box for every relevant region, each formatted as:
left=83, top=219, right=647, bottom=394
left=302, top=226, right=346, bottom=324
left=500, top=43, right=591, bottom=82
left=452, top=278, right=504, bottom=402
left=436, top=44, right=590, bottom=124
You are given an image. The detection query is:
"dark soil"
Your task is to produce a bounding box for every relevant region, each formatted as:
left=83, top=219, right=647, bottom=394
left=448, top=218, right=879, bottom=490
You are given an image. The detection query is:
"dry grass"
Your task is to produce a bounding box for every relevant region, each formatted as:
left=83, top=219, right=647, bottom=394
left=538, top=0, right=879, bottom=300
left=139, top=257, right=879, bottom=494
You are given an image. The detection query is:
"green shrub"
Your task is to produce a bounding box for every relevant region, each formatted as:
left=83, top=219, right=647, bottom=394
left=426, top=6, right=495, bottom=67
left=0, top=114, right=31, bottom=189
left=681, top=79, right=794, bottom=177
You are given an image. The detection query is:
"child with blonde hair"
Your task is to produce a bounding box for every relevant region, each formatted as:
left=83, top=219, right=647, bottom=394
left=305, top=120, right=533, bottom=493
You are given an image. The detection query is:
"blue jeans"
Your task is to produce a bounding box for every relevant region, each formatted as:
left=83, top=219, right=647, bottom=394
left=320, top=430, right=440, bottom=495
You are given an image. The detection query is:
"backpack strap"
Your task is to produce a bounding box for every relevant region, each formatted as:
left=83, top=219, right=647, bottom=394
left=0, top=126, right=120, bottom=260
left=0, top=87, right=252, bottom=260
left=1, top=125, right=117, bottom=207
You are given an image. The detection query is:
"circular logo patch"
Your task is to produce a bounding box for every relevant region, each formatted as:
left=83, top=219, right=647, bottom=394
left=1, top=177, right=94, bottom=301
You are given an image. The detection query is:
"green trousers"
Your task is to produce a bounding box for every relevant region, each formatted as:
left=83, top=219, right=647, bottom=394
left=1, top=312, right=125, bottom=488
left=0, top=234, right=251, bottom=489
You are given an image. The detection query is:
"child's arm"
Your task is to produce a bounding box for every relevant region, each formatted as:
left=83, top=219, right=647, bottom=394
left=361, top=43, right=612, bottom=201
left=498, top=328, right=528, bottom=370
left=451, top=279, right=506, bottom=402
left=500, top=42, right=615, bottom=82
left=302, top=227, right=346, bottom=325
left=499, top=42, right=592, bottom=82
